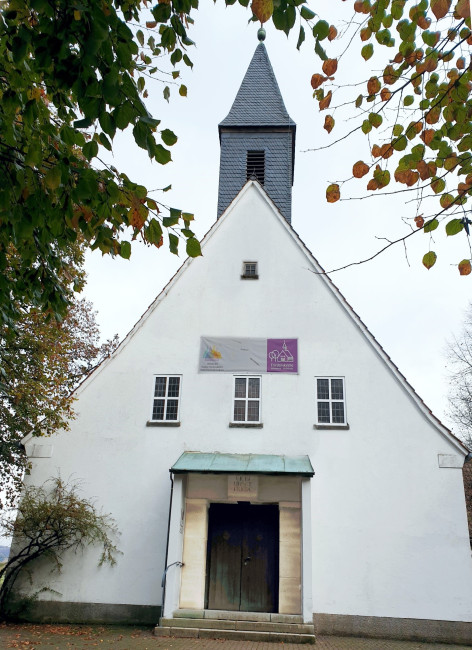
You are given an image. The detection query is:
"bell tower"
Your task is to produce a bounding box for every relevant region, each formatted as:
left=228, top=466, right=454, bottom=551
left=217, top=34, right=296, bottom=223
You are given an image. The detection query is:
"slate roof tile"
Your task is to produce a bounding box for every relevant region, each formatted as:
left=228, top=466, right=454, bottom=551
left=219, top=43, right=295, bottom=128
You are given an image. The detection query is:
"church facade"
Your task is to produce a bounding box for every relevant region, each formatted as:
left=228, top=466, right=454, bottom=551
left=19, top=42, right=472, bottom=644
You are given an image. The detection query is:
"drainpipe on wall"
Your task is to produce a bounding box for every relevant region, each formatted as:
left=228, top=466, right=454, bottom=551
left=465, top=452, right=472, bottom=463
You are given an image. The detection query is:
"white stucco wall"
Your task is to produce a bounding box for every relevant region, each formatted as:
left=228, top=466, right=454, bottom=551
left=22, top=182, right=472, bottom=622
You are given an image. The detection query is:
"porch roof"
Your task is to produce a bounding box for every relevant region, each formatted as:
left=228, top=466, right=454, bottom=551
left=170, top=452, right=314, bottom=477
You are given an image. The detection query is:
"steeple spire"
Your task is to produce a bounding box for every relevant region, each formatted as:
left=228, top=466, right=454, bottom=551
left=217, top=43, right=296, bottom=223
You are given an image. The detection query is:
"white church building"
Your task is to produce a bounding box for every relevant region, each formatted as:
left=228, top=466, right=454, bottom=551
left=20, top=39, right=472, bottom=644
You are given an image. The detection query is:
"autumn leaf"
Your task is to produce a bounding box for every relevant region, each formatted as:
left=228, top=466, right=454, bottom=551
left=146, top=21, right=157, bottom=28
left=311, top=74, right=326, bottom=89
left=421, top=129, right=435, bottom=145
left=440, top=193, right=455, bottom=209
left=459, top=259, right=472, bottom=275
left=353, top=161, right=369, bottom=178
left=251, top=0, right=273, bottom=23
left=423, top=251, right=437, bottom=270
left=367, top=76, right=381, bottom=95
left=415, top=215, right=425, bottom=228
left=455, top=0, right=470, bottom=19
left=380, top=87, right=392, bottom=101
left=328, top=26, right=338, bottom=41
left=324, top=115, right=335, bottom=133
left=322, top=59, right=338, bottom=76
left=431, top=0, right=451, bottom=20
left=326, top=183, right=340, bottom=203
left=319, top=90, right=332, bottom=110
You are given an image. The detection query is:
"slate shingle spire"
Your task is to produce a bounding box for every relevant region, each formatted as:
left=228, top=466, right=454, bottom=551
left=217, top=42, right=296, bottom=223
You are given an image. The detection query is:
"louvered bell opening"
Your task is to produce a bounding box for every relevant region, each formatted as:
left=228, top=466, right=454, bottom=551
left=246, top=150, right=265, bottom=185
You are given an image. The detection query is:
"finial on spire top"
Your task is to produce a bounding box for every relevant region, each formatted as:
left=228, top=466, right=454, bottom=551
left=257, top=27, right=266, bottom=42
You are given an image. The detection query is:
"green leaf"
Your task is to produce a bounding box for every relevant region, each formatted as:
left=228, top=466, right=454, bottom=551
left=179, top=84, right=187, bottom=97
left=99, top=132, right=112, bottom=151
left=161, top=129, right=178, bottom=146
left=445, top=219, right=464, bottom=236
left=355, top=94, right=363, bottom=108
left=169, top=233, right=179, bottom=255
left=314, top=38, right=327, bottom=61
left=393, top=124, right=403, bottom=137
left=300, top=6, right=316, bottom=20
left=153, top=144, right=172, bottom=165
left=163, top=214, right=180, bottom=227
left=361, top=44, right=374, bottom=60
left=403, top=95, right=414, bottom=106
left=186, top=237, right=202, bottom=257
left=313, top=20, right=329, bottom=40
left=369, top=113, right=382, bottom=128
left=74, top=117, right=93, bottom=129
left=422, top=251, right=437, bottom=270
left=297, top=25, right=305, bottom=50
left=362, top=120, right=372, bottom=134
left=163, top=86, right=170, bottom=102
left=183, top=54, right=193, bottom=68
left=145, top=218, right=163, bottom=245
left=423, top=218, right=439, bottom=233
left=44, top=166, right=61, bottom=190
left=120, top=241, right=131, bottom=259
left=136, top=30, right=144, bottom=46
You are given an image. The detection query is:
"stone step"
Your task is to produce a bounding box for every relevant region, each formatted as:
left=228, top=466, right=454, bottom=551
left=154, top=626, right=316, bottom=644
left=173, top=608, right=304, bottom=624
left=160, top=616, right=315, bottom=634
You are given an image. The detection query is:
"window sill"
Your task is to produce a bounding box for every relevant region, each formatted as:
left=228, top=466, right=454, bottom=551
left=146, top=421, right=181, bottom=427
left=313, top=423, right=349, bottom=430
left=240, top=275, right=259, bottom=280
left=229, top=422, right=263, bottom=428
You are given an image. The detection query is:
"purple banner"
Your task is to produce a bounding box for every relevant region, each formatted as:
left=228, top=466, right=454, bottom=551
left=267, top=339, right=298, bottom=373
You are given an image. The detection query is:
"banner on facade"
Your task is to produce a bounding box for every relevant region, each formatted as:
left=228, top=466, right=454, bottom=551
left=199, top=337, right=298, bottom=373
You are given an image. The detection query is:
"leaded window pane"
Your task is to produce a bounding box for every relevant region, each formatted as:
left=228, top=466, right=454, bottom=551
left=248, top=377, right=260, bottom=398
left=168, top=377, right=180, bottom=397
left=317, top=378, right=329, bottom=400
left=318, top=401, right=330, bottom=423
left=165, top=400, right=178, bottom=420
left=154, top=376, right=167, bottom=398
left=247, top=401, right=259, bottom=421
left=332, top=402, right=345, bottom=423
left=235, top=378, right=247, bottom=398
left=331, top=378, right=344, bottom=400
left=234, top=400, right=246, bottom=421
left=152, top=399, right=165, bottom=420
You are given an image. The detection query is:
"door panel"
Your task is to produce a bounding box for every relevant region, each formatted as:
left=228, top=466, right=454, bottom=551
left=206, top=503, right=279, bottom=612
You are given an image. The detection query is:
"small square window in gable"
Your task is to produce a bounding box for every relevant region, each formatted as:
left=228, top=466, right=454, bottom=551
left=241, top=261, right=258, bottom=280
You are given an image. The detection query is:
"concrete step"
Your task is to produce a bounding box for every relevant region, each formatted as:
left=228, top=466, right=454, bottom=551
left=154, top=626, right=316, bottom=644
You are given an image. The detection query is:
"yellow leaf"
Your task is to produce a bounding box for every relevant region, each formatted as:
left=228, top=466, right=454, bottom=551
left=74, top=9, right=81, bottom=20
left=251, top=0, right=273, bottom=24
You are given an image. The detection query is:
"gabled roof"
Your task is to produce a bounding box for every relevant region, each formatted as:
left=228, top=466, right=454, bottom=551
left=55, top=180, right=469, bottom=458
left=219, top=43, right=295, bottom=129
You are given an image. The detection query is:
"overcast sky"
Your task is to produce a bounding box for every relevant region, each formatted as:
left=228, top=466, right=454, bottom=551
left=83, top=2, right=472, bottom=437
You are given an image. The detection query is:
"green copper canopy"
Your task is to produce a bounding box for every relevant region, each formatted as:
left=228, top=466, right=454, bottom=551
left=171, top=452, right=314, bottom=477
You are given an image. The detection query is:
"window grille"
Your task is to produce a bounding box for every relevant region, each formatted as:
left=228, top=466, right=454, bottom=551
left=316, top=377, right=346, bottom=425
left=152, top=376, right=181, bottom=421
left=246, top=150, right=265, bottom=185
left=233, top=376, right=261, bottom=423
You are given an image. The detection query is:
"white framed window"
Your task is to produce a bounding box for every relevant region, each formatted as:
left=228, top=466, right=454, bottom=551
left=241, top=261, right=258, bottom=279
left=233, top=376, right=261, bottom=423
left=151, top=375, right=181, bottom=422
left=315, top=377, right=346, bottom=425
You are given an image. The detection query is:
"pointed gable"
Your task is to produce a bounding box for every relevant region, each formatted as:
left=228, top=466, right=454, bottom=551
left=219, top=43, right=295, bottom=128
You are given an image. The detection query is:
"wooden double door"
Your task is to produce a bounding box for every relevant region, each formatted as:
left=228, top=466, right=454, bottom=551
left=205, top=502, right=279, bottom=613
